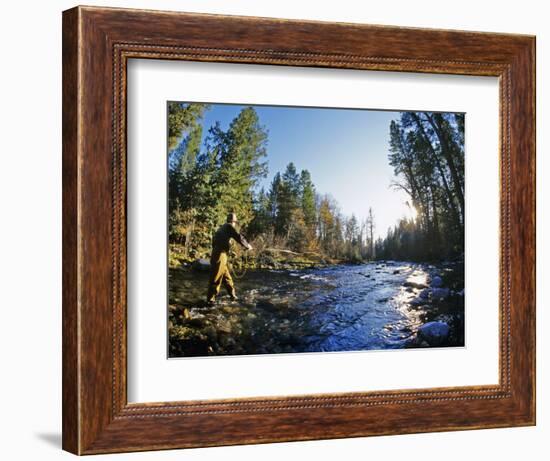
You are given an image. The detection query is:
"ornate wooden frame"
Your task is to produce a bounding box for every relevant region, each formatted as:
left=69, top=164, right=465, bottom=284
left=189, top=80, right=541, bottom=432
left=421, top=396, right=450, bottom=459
left=62, top=5, right=536, bottom=455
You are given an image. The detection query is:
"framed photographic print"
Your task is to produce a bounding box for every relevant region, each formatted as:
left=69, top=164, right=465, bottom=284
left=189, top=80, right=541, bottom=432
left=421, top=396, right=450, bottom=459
left=62, top=5, right=535, bottom=455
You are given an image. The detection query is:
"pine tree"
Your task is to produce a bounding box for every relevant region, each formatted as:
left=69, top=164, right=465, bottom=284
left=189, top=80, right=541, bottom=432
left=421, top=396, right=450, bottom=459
left=167, top=103, right=209, bottom=249
left=248, top=187, right=272, bottom=238
left=209, top=107, right=268, bottom=230
left=300, top=169, right=317, bottom=228
left=268, top=172, right=282, bottom=228
left=168, top=102, right=209, bottom=151
left=344, top=214, right=360, bottom=260
left=275, top=163, right=301, bottom=238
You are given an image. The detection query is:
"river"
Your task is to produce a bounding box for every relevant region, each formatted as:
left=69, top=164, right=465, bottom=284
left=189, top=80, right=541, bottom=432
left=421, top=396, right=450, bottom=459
left=168, top=260, right=464, bottom=357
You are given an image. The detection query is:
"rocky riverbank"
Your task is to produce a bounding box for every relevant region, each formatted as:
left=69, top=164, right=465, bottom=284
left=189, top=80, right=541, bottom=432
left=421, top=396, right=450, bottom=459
left=397, top=260, right=465, bottom=348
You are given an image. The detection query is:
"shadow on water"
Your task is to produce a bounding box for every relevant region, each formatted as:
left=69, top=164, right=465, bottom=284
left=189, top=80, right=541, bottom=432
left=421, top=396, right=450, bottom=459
left=168, top=261, right=464, bottom=357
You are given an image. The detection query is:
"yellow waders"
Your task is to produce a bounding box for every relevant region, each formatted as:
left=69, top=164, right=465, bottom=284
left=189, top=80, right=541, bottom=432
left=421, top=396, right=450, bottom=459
left=206, top=250, right=235, bottom=302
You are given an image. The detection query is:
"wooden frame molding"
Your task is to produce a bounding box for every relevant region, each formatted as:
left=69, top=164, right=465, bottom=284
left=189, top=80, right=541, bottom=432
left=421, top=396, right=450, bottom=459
left=62, top=5, right=535, bottom=455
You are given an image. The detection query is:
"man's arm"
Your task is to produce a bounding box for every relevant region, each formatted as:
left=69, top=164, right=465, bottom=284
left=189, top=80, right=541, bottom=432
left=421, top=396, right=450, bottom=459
left=228, top=225, right=253, bottom=250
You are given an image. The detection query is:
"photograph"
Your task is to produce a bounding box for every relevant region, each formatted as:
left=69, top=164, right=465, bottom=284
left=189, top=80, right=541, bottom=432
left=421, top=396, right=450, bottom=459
left=167, top=102, right=466, bottom=358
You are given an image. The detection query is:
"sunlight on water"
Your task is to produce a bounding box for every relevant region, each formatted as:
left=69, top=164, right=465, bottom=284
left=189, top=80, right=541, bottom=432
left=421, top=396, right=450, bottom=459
left=407, top=269, right=429, bottom=286
left=394, top=267, right=430, bottom=329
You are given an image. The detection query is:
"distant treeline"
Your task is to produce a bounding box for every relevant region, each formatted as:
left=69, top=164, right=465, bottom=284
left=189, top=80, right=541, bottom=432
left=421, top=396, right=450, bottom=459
left=168, top=103, right=464, bottom=263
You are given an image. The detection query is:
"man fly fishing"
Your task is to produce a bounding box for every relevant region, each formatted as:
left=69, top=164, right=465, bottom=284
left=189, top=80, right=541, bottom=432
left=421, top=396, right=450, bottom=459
left=206, top=213, right=253, bottom=305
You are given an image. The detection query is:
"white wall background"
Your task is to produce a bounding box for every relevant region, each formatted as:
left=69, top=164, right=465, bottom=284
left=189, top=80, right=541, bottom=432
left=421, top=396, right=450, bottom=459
left=0, top=1, right=545, bottom=459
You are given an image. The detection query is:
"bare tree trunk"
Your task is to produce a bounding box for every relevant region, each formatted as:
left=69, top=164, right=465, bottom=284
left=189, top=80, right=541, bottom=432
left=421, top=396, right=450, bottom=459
left=404, top=164, right=430, bottom=234
left=424, top=112, right=465, bottom=222
left=428, top=184, right=440, bottom=258
left=410, top=113, right=463, bottom=230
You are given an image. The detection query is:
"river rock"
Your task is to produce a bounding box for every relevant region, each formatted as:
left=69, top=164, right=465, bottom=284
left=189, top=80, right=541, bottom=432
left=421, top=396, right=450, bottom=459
left=256, top=300, right=279, bottom=312
left=418, top=321, right=450, bottom=346
left=409, top=296, right=427, bottom=307
left=192, top=258, right=211, bottom=272
left=216, top=319, right=233, bottom=334
left=419, top=288, right=431, bottom=300
left=430, top=276, right=444, bottom=288
left=431, top=287, right=450, bottom=300
left=187, top=317, right=206, bottom=328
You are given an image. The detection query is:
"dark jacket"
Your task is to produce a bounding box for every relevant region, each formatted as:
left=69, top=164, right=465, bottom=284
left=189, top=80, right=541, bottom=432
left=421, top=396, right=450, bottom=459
left=212, top=223, right=250, bottom=254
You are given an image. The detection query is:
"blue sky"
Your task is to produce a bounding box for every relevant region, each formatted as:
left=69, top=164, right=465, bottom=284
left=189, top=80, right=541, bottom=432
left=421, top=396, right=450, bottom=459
left=197, top=102, right=414, bottom=239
